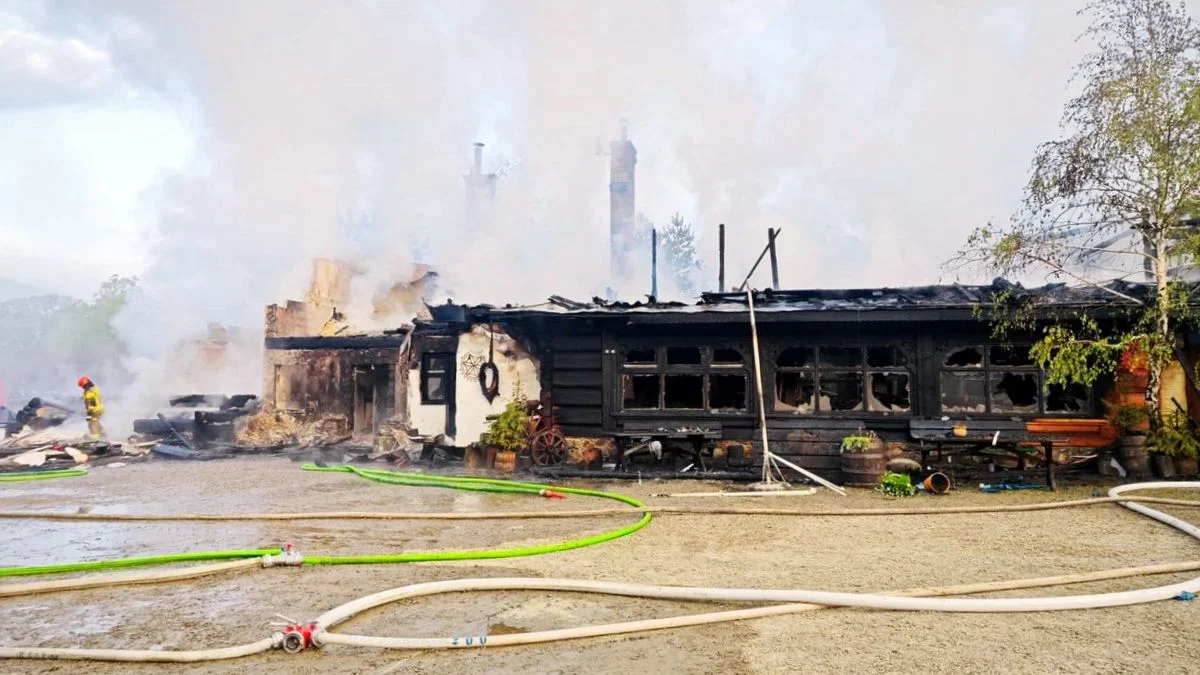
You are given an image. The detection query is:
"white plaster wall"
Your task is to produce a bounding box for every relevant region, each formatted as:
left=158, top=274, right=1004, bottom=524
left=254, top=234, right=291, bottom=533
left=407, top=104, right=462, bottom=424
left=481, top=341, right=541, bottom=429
left=406, top=325, right=541, bottom=446
left=408, top=368, right=445, bottom=438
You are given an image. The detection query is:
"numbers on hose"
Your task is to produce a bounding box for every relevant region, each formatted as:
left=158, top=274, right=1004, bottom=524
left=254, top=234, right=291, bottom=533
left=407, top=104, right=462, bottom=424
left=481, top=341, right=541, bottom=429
left=480, top=636, right=488, bottom=646
left=451, top=636, right=486, bottom=647
left=466, top=637, right=474, bottom=646
left=451, top=637, right=459, bottom=646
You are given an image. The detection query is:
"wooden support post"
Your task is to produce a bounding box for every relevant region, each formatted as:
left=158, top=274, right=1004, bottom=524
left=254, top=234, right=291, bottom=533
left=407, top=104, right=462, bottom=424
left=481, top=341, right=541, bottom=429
left=718, top=223, right=726, bottom=293
left=746, top=288, right=773, bottom=484
left=768, top=228, right=780, bottom=289
left=1043, top=441, right=1056, bottom=491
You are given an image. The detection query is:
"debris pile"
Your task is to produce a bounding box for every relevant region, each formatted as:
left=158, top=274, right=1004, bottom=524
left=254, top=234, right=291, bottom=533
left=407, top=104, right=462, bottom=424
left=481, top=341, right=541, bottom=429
left=130, top=394, right=259, bottom=448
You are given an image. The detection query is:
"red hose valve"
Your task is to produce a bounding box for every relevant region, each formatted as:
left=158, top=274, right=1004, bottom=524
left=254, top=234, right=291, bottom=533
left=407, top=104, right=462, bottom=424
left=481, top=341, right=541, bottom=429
left=278, top=623, right=318, bottom=653
left=262, top=543, right=304, bottom=567
left=539, top=489, right=567, bottom=499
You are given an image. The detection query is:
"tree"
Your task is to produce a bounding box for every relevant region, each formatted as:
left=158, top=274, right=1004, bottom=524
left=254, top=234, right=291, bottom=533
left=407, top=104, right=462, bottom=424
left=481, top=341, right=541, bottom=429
left=635, top=213, right=704, bottom=296
left=948, top=0, right=1200, bottom=421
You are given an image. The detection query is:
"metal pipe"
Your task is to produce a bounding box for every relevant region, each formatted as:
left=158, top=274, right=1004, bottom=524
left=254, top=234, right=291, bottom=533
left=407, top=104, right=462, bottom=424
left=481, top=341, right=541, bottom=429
left=651, top=227, right=658, bottom=300
left=718, top=223, right=726, bottom=292
left=768, top=227, right=780, bottom=289
left=736, top=228, right=781, bottom=292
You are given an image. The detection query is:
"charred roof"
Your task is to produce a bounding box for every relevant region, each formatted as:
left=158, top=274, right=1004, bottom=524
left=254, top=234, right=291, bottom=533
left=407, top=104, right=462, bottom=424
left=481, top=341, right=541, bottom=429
left=438, top=279, right=1172, bottom=325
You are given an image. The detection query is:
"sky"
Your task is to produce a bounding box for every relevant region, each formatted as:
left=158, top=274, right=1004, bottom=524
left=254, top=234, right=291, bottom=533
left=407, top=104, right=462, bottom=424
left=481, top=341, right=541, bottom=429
left=2, top=1, right=1196, bottom=341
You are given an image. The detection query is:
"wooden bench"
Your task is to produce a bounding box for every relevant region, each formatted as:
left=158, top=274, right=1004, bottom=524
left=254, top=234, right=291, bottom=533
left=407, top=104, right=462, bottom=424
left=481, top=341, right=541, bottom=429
left=908, top=419, right=1069, bottom=490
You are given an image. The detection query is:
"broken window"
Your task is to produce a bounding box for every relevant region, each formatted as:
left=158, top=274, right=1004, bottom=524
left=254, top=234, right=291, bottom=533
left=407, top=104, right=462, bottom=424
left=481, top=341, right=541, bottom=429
left=709, top=374, right=747, bottom=410
left=777, top=347, right=814, bottom=368
left=941, top=372, right=987, bottom=413
left=713, top=347, right=744, bottom=366
left=624, top=347, right=656, bottom=366
left=867, top=346, right=907, bottom=368
left=867, top=373, right=911, bottom=412
left=274, top=365, right=308, bottom=410
left=990, top=345, right=1035, bottom=367
left=820, top=371, right=864, bottom=411
left=775, top=371, right=816, bottom=413
left=623, top=374, right=660, bottom=409
left=945, top=346, right=984, bottom=368
left=420, top=353, right=453, bottom=405
left=938, top=342, right=1091, bottom=415
left=618, top=344, right=750, bottom=412
left=1046, top=382, right=1090, bottom=414
left=820, top=346, right=862, bottom=368
left=664, top=374, right=704, bottom=408
left=991, top=372, right=1038, bottom=413
left=666, top=346, right=702, bottom=365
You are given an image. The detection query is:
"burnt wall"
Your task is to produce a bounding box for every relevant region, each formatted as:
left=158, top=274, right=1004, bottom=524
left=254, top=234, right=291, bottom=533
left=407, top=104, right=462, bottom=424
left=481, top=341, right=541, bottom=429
left=262, top=346, right=404, bottom=435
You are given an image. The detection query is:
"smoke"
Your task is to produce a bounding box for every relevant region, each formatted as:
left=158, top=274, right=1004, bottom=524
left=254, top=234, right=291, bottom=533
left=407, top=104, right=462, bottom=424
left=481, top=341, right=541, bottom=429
left=22, top=0, right=1152, bottom=414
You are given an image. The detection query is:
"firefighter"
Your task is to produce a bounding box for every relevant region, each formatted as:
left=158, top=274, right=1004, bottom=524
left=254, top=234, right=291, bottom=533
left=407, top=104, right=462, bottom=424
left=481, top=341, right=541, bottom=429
left=78, top=376, right=105, bottom=439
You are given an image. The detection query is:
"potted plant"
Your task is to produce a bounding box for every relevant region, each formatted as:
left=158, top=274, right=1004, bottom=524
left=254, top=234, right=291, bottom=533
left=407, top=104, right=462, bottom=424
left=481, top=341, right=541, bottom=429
left=841, top=429, right=886, bottom=487
left=482, top=397, right=528, bottom=473
left=1149, top=410, right=1200, bottom=477
left=877, top=471, right=917, bottom=497
left=1111, top=403, right=1150, bottom=478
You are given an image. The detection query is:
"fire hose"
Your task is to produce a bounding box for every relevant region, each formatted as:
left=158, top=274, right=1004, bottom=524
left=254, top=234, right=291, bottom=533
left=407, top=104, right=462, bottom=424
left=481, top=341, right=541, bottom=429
left=0, top=481, right=1199, bottom=661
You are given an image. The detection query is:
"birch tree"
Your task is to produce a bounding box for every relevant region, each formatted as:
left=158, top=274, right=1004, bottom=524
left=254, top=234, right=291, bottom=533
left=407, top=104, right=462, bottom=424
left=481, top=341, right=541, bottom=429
left=949, top=0, right=1200, bottom=419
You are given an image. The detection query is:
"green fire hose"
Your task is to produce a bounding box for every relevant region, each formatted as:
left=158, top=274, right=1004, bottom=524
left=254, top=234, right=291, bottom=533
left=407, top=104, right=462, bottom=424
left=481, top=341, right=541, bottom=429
left=0, top=469, right=87, bottom=483
left=0, top=465, right=650, bottom=577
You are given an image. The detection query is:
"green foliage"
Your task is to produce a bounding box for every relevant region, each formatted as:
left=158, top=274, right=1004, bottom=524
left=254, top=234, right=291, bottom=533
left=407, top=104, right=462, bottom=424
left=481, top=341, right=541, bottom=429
left=483, top=381, right=529, bottom=452
left=635, top=213, right=703, bottom=296
left=841, top=431, right=878, bottom=454
left=1112, top=403, right=1151, bottom=435
left=1149, top=410, right=1200, bottom=457
left=947, top=0, right=1200, bottom=418
left=877, top=471, right=916, bottom=497
left=0, top=275, right=138, bottom=400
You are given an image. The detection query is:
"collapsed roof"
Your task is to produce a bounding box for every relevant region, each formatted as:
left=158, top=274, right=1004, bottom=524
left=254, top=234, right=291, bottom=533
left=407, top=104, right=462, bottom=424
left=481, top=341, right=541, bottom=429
left=435, top=279, right=1169, bottom=325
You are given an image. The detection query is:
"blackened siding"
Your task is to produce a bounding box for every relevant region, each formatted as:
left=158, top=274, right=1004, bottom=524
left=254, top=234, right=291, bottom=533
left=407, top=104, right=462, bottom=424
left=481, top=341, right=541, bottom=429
left=550, top=334, right=605, bottom=436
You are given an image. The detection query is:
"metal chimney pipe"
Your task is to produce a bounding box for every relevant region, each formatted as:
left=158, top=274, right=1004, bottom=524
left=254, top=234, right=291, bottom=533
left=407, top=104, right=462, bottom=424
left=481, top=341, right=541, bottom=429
left=473, top=142, right=484, bottom=175
left=718, top=223, right=726, bottom=292
left=651, top=227, right=658, bottom=300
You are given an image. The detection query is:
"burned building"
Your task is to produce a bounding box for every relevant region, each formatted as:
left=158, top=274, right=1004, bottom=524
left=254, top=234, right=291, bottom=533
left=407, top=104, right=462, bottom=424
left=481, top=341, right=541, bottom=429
left=259, top=258, right=436, bottom=440
left=403, top=280, right=1195, bottom=480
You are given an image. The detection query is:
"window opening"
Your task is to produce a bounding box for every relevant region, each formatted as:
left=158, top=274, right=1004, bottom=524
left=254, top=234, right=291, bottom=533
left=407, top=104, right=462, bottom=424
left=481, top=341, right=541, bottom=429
left=709, top=374, right=747, bottom=410
left=421, top=353, right=453, bottom=405
left=664, top=374, right=704, bottom=408
left=666, top=346, right=702, bottom=365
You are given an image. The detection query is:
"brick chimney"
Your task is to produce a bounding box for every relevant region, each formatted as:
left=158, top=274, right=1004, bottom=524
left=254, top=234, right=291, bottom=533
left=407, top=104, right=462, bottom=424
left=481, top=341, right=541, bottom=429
left=609, top=119, right=637, bottom=281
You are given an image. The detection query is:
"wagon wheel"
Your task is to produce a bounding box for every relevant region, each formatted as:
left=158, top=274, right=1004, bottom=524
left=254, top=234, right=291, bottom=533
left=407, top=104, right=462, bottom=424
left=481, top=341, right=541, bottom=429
left=530, top=428, right=567, bottom=466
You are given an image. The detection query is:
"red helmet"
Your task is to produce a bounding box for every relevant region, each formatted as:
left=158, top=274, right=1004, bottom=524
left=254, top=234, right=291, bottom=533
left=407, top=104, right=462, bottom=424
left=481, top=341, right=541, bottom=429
left=77, top=376, right=92, bottom=388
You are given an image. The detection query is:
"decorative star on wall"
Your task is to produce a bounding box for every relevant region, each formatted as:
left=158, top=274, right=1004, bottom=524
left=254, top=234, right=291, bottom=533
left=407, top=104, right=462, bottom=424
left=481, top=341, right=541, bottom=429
left=460, top=353, right=484, bottom=378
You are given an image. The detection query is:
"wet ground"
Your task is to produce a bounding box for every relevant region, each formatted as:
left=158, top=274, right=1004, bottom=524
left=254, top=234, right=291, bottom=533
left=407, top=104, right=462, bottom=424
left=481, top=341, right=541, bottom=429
left=2, top=458, right=1200, bottom=673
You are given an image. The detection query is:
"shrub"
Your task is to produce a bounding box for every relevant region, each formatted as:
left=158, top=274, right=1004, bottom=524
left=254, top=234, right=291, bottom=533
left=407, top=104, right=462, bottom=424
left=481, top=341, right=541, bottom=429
left=877, top=471, right=916, bottom=497
left=1149, top=410, right=1200, bottom=458
left=841, top=430, right=879, bottom=454
left=1112, top=403, right=1150, bottom=435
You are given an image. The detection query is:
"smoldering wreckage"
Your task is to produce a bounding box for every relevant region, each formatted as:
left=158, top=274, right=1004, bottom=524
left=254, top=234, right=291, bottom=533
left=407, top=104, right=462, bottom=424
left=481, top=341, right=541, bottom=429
left=4, top=139, right=1199, bottom=489
left=6, top=252, right=1197, bottom=488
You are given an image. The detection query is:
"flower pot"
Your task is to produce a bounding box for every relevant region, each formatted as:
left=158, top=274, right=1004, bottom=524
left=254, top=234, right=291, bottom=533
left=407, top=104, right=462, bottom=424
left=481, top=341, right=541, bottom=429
left=1119, top=435, right=1149, bottom=479
left=842, top=452, right=886, bottom=487
left=1152, top=453, right=1176, bottom=478
left=1175, top=456, right=1199, bottom=476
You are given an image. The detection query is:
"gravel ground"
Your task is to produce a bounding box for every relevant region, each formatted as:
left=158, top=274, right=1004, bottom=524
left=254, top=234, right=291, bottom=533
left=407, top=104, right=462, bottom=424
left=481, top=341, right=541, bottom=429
left=1, top=457, right=1199, bottom=674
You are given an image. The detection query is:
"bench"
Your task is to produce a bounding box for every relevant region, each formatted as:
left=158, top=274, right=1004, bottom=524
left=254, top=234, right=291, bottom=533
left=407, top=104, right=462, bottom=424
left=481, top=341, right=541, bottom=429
left=614, top=421, right=723, bottom=470
left=908, top=419, right=1069, bottom=490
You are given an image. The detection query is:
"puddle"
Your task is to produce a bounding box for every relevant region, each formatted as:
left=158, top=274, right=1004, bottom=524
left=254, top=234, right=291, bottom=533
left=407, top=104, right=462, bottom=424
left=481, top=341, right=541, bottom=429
left=488, top=622, right=529, bottom=635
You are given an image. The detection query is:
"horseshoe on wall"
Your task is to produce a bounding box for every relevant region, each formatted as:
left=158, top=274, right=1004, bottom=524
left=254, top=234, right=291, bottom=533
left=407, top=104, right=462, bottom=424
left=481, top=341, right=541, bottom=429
left=479, top=313, right=500, bottom=403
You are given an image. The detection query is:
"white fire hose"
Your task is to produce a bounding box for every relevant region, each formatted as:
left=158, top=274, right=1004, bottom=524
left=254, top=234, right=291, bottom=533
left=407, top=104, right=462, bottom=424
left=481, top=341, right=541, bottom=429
left=1, top=482, right=1198, bottom=661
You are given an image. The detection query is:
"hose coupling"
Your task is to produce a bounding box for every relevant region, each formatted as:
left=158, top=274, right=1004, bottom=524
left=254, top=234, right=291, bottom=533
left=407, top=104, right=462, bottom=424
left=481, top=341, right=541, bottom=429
left=262, top=542, right=305, bottom=567
left=539, top=489, right=567, bottom=499
left=275, top=623, right=319, bottom=653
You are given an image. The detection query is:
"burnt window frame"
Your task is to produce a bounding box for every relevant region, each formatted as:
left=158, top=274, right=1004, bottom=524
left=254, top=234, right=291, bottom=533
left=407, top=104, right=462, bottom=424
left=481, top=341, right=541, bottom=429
left=937, top=344, right=1094, bottom=416
left=617, top=344, right=750, bottom=413
left=772, top=344, right=913, bottom=416
left=420, top=352, right=454, bottom=405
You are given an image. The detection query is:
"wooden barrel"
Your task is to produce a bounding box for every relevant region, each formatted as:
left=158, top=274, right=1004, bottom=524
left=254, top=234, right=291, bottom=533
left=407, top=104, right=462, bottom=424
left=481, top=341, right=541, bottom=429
left=1119, top=435, right=1149, bottom=478
left=842, top=452, right=886, bottom=487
